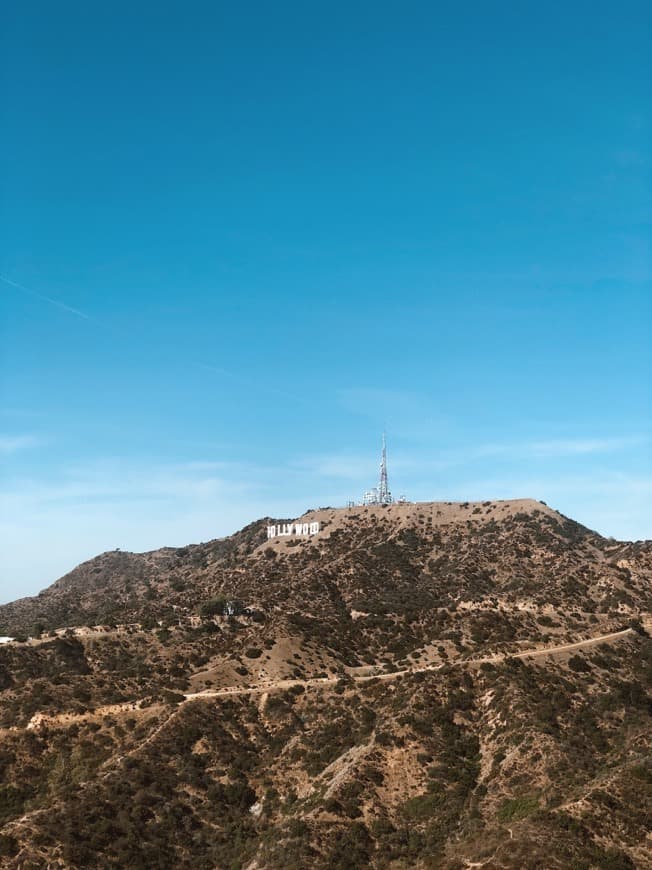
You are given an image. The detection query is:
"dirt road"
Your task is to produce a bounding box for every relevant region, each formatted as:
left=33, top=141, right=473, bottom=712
left=183, top=626, right=636, bottom=702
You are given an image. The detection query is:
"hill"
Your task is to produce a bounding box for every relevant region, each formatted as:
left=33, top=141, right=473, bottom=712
left=0, top=499, right=650, bottom=868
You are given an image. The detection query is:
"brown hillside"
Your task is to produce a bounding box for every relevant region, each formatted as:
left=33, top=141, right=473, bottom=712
left=0, top=500, right=649, bottom=868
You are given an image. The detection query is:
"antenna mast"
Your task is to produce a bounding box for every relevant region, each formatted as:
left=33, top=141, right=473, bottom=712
left=362, top=433, right=394, bottom=504
left=379, top=432, right=390, bottom=503
left=356, top=433, right=407, bottom=506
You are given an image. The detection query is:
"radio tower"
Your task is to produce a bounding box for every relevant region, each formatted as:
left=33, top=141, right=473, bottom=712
left=362, top=433, right=394, bottom=505
left=378, top=432, right=391, bottom=504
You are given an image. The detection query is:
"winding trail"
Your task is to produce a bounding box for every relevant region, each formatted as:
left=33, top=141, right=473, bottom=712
left=183, top=626, right=636, bottom=702
left=510, top=627, right=633, bottom=659
left=1, top=624, right=640, bottom=840
left=3, top=627, right=639, bottom=731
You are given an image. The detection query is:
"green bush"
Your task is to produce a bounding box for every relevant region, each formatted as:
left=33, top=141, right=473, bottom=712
left=0, top=784, right=34, bottom=823
left=0, top=834, right=18, bottom=858
left=402, top=792, right=444, bottom=820
left=199, top=596, right=226, bottom=617
left=497, top=795, right=539, bottom=821
left=568, top=655, right=590, bottom=673
left=161, top=690, right=185, bottom=706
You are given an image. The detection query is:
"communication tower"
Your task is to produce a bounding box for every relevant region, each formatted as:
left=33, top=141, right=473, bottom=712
left=362, top=433, right=394, bottom=505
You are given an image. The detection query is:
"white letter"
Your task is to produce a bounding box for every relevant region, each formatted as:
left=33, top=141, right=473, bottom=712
left=309, top=522, right=320, bottom=535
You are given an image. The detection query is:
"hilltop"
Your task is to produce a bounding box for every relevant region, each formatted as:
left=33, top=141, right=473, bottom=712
left=1, top=499, right=649, bottom=641
left=0, top=499, right=650, bottom=868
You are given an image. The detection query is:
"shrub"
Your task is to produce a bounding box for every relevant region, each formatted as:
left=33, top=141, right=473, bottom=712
left=402, top=792, right=444, bottom=820
left=629, top=618, right=648, bottom=636
left=0, top=784, right=34, bottom=823
left=0, top=834, right=18, bottom=858
left=161, top=690, right=185, bottom=706
left=497, top=795, right=539, bottom=821
left=568, top=655, right=590, bottom=673
left=199, top=596, right=227, bottom=617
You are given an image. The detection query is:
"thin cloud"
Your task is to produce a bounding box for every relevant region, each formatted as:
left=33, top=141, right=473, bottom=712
left=0, top=434, right=40, bottom=453
left=338, top=388, right=444, bottom=425
left=2, top=279, right=304, bottom=408
left=471, top=436, right=646, bottom=460
left=291, top=453, right=377, bottom=479
left=526, top=436, right=646, bottom=457
left=0, top=456, right=266, bottom=509
left=199, top=360, right=309, bottom=406
left=0, top=457, right=310, bottom=600
left=0, top=408, right=44, bottom=419
left=0, top=274, right=96, bottom=323
left=297, top=436, right=647, bottom=482
left=198, top=362, right=236, bottom=379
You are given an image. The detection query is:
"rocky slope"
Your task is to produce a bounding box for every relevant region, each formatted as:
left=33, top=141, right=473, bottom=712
left=0, top=499, right=650, bottom=868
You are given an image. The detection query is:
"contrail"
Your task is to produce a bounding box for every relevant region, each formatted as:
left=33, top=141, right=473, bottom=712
left=0, top=274, right=95, bottom=322
left=1, top=274, right=311, bottom=407
left=199, top=361, right=310, bottom=405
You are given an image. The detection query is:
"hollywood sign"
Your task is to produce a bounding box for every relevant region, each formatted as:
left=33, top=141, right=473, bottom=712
left=267, top=521, right=320, bottom=539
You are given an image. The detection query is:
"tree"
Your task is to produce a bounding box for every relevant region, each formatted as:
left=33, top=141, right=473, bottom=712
left=199, top=596, right=227, bottom=618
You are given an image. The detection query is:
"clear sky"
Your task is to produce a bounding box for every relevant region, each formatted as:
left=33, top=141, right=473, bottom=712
left=1, top=1, right=650, bottom=603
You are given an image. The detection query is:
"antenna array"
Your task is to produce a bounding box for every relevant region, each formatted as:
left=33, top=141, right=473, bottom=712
left=362, top=433, right=395, bottom=505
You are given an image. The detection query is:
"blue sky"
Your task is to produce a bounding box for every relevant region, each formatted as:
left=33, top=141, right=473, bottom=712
left=1, top=1, right=650, bottom=602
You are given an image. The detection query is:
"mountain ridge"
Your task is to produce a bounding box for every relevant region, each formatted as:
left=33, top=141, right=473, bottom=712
left=0, top=498, right=650, bottom=868
left=1, top=498, right=648, bottom=641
